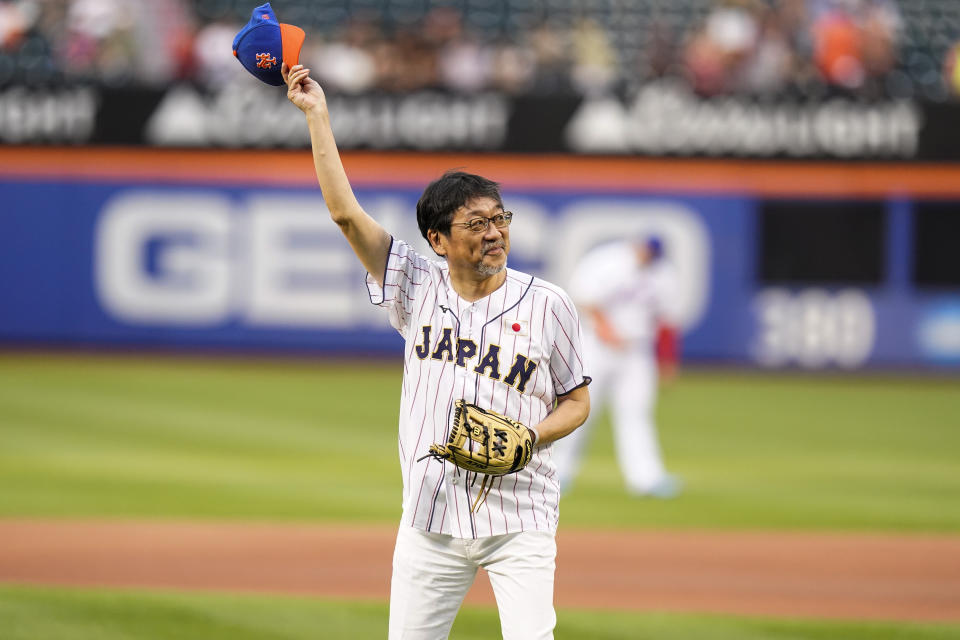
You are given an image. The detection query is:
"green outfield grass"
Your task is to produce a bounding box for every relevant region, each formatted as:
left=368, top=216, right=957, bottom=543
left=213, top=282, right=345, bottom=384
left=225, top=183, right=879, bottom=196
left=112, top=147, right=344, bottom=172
left=1, top=352, right=958, bottom=531
left=2, top=352, right=959, bottom=639
left=1, top=585, right=957, bottom=640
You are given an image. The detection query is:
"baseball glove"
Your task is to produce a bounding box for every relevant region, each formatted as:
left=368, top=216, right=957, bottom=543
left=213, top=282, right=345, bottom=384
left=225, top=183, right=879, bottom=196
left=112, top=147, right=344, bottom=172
left=419, top=400, right=535, bottom=511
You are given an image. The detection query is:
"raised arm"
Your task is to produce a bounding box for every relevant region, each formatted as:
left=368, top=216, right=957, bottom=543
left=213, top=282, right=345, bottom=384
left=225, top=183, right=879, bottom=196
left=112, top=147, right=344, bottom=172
left=283, top=63, right=392, bottom=285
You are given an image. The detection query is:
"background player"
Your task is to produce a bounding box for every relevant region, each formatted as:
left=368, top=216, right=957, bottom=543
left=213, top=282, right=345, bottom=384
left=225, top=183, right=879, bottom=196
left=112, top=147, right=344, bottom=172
left=282, top=62, right=591, bottom=639
left=552, top=235, right=681, bottom=499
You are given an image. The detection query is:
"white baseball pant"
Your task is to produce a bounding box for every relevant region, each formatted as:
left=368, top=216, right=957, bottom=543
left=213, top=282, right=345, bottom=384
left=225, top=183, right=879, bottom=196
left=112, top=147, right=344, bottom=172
left=388, top=525, right=557, bottom=640
left=553, top=336, right=666, bottom=494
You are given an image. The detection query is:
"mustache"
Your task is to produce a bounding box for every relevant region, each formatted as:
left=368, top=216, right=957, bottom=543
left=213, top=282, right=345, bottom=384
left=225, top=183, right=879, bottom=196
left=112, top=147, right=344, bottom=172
left=482, top=240, right=506, bottom=252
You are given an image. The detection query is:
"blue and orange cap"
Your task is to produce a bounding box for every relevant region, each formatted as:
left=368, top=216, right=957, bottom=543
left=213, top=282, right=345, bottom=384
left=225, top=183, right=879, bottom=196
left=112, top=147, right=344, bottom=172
left=232, top=3, right=305, bottom=86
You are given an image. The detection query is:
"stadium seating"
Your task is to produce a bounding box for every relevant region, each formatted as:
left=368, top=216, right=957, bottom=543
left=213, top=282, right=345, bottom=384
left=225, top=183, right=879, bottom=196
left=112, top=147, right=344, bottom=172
left=1, top=0, right=958, bottom=100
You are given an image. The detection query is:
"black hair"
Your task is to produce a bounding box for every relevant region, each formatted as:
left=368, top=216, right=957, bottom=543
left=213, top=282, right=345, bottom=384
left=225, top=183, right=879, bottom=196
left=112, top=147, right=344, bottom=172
left=416, top=171, right=503, bottom=241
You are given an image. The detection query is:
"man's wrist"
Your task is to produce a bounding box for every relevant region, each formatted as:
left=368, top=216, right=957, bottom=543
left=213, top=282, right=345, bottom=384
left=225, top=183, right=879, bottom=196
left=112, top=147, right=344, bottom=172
left=528, top=426, right=540, bottom=446
left=305, top=106, right=330, bottom=124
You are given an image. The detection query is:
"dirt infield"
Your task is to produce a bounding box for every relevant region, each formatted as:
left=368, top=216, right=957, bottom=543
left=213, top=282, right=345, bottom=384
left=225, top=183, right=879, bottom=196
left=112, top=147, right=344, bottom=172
left=1, top=520, right=959, bottom=622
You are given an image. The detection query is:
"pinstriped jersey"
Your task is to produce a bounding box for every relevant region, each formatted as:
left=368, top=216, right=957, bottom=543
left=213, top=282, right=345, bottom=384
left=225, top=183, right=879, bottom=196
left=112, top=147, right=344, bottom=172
left=366, top=238, right=591, bottom=539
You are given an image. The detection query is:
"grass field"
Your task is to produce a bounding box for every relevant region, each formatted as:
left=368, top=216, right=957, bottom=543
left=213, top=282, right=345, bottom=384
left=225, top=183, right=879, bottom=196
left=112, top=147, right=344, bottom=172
left=1, top=352, right=959, bottom=639
left=1, top=352, right=958, bottom=531
left=2, top=585, right=959, bottom=640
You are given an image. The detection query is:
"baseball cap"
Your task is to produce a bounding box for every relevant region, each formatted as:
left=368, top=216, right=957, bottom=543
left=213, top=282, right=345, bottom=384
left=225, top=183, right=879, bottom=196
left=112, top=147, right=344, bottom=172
left=232, top=3, right=305, bottom=86
left=645, top=235, right=664, bottom=260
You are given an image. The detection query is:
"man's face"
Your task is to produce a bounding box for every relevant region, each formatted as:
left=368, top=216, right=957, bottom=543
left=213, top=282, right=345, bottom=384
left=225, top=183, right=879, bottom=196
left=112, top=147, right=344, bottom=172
left=432, top=197, right=510, bottom=278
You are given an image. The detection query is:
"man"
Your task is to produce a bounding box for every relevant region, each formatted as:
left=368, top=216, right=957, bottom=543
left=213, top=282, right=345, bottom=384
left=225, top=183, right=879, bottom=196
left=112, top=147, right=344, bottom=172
left=282, top=63, right=591, bottom=640
left=552, top=235, right=681, bottom=498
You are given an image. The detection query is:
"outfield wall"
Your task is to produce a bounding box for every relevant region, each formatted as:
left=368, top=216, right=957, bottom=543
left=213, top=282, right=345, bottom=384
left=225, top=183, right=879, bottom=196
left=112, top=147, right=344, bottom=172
left=1, top=148, right=958, bottom=370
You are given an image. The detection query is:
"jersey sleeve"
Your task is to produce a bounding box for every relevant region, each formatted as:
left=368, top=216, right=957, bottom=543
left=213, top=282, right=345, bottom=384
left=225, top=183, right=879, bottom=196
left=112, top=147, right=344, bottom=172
left=365, top=238, right=430, bottom=336
left=548, top=287, right=592, bottom=396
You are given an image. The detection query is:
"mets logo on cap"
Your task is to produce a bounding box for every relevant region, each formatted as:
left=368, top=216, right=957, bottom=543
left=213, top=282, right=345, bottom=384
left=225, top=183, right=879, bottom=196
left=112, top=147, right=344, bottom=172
left=232, top=2, right=305, bottom=86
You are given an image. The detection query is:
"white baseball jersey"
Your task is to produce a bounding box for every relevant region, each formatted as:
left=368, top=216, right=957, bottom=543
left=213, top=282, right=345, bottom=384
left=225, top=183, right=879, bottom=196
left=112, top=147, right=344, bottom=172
left=366, top=238, right=590, bottom=539
left=568, top=240, right=680, bottom=350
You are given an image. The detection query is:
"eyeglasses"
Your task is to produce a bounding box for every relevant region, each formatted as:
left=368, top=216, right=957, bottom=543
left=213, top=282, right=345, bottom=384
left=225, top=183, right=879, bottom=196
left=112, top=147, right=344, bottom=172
left=450, top=211, right=514, bottom=234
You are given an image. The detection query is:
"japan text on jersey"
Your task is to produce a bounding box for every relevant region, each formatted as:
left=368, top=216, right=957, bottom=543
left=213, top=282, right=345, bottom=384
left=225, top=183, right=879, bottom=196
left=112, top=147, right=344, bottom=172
left=367, top=239, right=590, bottom=539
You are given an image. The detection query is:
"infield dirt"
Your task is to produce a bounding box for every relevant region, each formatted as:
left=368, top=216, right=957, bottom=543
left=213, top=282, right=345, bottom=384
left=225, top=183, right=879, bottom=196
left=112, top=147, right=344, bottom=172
left=1, top=520, right=958, bottom=622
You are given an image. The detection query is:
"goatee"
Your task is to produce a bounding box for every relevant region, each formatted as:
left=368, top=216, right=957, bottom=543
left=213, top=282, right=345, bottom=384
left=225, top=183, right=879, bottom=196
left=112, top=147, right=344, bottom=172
left=477, top=260, right=506, bottom=276
left=477, top=241, right=507, bottom=276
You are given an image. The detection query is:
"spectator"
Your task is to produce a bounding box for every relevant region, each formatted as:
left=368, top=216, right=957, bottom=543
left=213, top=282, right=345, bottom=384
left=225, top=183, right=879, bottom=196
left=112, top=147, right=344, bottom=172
left=737, top=3, right=796, bottom=95
left=313, top=16, right=377, bottom=93
left=570, top=17, right=618, bottom=95
left=811, top=2, right=864, bottom=89
left=0, top=1, right=30, bottom=51
left=0, top=1, right=58, bottom=84
left=488, top=38, right=536, bottom=95
left=428, top=9, right=492, bottom=93
left=810, top=0, right=902, bottom=94
left=193, top=17, right=242, bottom=88
left=528, top=21, right=571, bottom=93
left=439, top=32, right=492, bottom=93
left=59, top=0, right=137, bottom=82
left=3, top=0, right=954, bottom=102
left=136, top=0, right=195, bottom=86
left=362, top=24, right=438, bottom=93
left=859, top=0, right=901, bottom=86
left=683, top=0, right=760, bottom=96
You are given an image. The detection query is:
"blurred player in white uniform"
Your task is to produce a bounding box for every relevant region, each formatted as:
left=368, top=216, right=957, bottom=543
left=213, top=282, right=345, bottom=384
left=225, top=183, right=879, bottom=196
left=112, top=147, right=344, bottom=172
left=553, top=235, right=681, bottom=498
left=282, top=63, right=591, bottom=640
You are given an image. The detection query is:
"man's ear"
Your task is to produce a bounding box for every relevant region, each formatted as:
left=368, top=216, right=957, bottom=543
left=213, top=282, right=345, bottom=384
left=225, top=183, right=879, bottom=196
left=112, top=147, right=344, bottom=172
left=427, top=229, right=446, bottom=256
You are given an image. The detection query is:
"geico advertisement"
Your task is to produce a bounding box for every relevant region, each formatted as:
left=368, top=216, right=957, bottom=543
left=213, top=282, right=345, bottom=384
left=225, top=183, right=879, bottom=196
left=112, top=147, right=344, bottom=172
left=92, top=190, right=712, bottom=334
left=5, top=181, right=934, bottom=368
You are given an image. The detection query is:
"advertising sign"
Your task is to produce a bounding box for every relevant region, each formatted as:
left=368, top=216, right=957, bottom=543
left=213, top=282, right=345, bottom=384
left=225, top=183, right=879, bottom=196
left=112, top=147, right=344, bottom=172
left=1, top=151, right=958, bottom=369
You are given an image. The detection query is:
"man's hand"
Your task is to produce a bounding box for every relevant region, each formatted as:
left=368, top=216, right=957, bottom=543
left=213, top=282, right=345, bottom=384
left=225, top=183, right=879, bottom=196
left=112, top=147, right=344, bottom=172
left=282, top=63, right=325, bottom=114
left=590, top=308, right=625, bottom=349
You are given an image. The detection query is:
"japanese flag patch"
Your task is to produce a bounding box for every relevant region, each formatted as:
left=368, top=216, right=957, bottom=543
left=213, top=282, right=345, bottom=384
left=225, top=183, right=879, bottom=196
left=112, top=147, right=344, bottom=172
left=504, top=318, right=529, bottom=336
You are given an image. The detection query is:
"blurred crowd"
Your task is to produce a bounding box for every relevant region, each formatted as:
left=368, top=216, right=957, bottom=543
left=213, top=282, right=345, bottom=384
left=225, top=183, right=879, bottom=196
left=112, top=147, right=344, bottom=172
left=1, top=0, right=959, bottom=101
